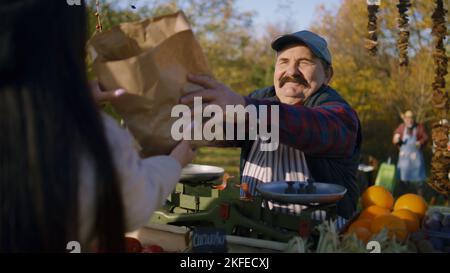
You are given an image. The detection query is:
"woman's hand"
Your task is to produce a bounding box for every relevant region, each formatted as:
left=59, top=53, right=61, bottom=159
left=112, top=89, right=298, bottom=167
left=90, top=81, right=126, bottom=105
left=169, top=140, right=196, bottom=168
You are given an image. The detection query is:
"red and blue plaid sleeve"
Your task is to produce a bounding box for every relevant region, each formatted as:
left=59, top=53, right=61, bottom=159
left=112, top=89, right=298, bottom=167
left=244, top=97, right=360, bottom=157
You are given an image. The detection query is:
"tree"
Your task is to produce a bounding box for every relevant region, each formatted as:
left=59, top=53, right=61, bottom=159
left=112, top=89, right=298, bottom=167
left=311, top=0, right=449, bottom=162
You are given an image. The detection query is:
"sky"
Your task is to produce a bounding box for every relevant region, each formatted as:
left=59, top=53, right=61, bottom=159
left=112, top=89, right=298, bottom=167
left=235, top=0, right=342, bottom=35
left=121, top=0, right=343, bottom=34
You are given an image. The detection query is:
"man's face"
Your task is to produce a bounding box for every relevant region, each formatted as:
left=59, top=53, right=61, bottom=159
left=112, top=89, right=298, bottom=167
left=274, top=44, right=330, bottom=105
left=404, top=117, right=414, bottom=128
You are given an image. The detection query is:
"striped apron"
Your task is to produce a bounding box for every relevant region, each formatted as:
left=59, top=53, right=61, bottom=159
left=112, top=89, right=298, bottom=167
left=241, top=139, right=347, bottom=228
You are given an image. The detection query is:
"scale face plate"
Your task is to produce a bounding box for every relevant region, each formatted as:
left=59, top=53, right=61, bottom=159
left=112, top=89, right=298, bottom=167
left=180, top=164, right=224, bottom=184
left=256, top=181, right=347, bottom=205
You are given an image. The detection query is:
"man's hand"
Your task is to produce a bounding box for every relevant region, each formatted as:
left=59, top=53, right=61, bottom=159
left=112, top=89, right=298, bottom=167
left=180, top=74, right=246, bottom=111
left=90, top=81, right=126, bottom=106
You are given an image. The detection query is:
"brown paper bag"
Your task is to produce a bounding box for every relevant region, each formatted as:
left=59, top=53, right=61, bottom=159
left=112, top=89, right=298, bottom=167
left=89, top=11, right=212, bottom=157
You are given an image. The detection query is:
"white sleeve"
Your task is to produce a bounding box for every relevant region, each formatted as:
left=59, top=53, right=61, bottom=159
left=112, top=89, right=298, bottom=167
left=102, top=114, right=182, bottom=232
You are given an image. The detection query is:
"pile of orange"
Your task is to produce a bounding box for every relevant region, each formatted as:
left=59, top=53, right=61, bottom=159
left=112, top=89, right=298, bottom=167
left=345, top=186, right=427, bottom=243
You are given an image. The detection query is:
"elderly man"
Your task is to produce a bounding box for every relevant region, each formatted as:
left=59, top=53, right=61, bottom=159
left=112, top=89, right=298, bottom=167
left=181, top=30, right=362, bottom=222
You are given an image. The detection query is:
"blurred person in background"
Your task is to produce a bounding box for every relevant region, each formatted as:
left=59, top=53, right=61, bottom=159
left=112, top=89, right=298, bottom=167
left=392, top=110, right=428, bottom=196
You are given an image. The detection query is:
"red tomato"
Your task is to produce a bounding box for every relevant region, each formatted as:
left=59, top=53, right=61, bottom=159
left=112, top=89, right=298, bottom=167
left=141, top=244, right=164, bottom=253
left=125, top=237, right=143, bottom=253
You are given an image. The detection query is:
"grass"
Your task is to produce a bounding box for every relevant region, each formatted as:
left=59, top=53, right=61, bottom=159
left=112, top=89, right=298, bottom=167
left=193, top=147, right=241, bottom=181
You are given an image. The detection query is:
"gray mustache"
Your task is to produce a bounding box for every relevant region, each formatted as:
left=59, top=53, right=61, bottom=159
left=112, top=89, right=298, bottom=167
left=279, top=75, right=310, bottom=88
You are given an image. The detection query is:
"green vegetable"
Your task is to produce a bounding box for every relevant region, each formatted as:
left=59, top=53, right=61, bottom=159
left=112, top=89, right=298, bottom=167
left=316, top=220, right=340, bottom=253
left=285, top=236, right=307, bottom=253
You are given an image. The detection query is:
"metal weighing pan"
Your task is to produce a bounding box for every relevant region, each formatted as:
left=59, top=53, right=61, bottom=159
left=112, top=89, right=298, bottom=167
left=179, top=164, right=225, bottom=185
left=256, top=181, right=347, bottom=205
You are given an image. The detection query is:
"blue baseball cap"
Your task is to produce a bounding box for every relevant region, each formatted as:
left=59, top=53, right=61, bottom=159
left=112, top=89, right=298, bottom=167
left=271, top=30, right=332, bottom=65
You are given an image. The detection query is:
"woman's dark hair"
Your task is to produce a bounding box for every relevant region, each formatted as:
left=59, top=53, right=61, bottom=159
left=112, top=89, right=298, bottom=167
left=0, top=0, right=125, bottom=252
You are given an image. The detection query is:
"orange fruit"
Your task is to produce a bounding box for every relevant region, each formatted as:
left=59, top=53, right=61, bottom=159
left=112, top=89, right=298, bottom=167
left=346, top=226, right=372, bottom=243
left=359, top=205, right=390, bottom=221
left=370, top=214, right=408, bottom=241
left=393, top=194, right=428, bottom=221
left=361, top=186, right=394, bottom=209
left=348, top=219, right=372, bottom=230
left=391, top=209, right=420, bottom=233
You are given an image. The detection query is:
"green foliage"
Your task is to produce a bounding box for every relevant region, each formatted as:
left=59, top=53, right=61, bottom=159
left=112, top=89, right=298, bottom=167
left=312, top=0, right=448, bottom=162
left=86, top=0, right=274, bottom=94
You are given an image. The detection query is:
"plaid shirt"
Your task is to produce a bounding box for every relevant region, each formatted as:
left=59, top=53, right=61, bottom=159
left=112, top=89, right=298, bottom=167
left=238, top=85, right=362, bottom=219
left=244, top=91, right=360, bottom=157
